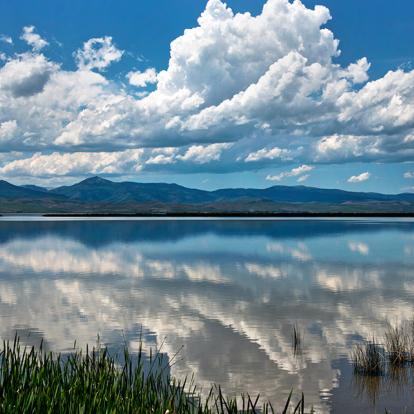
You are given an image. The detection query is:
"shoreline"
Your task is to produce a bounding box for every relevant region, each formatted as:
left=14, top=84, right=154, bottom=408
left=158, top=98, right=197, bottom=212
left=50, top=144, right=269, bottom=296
left=41, top=212, right=414, bottom=218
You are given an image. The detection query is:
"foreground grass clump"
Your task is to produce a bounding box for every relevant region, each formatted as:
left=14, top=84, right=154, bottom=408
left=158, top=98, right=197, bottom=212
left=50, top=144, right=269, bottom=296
left=384, top=322, right=414, bottom=366
left=352, top=322, right=414, bottom=377
left=352, top=339, right=384, bottom=376
left=0, top=337, right=309, bottom=414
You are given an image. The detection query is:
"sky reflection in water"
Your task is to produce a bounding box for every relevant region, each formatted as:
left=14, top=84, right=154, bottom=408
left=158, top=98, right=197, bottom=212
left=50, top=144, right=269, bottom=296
left=0, top=218, right=414, bottom=413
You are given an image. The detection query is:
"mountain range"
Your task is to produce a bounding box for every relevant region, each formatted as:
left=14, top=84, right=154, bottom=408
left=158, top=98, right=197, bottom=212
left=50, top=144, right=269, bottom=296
left=1, top=176, right=414, bottom=214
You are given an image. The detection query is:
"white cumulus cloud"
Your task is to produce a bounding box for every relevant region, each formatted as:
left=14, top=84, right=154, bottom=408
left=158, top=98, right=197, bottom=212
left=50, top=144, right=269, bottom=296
left=0, top=53, right=59, bottom=97
left=0, top=120, right=17, bottom=141
left=347, top=172, right=371, bottom=183
left=0, top=0, right=414, bottom=182
left=145, top=148, right=177, bottom=165
left=245, top=147, right=290, bottom=162
left=267, top=165, right=314, bottom=182
left=127, top=68, right=157, bottom=87
left=20, top=26, right=48, bottom=51
left=75, top=36, right=123, bottom=71
left=0, top=150, right=144, bottom=177
left=177, top=143, right=232, bottom=164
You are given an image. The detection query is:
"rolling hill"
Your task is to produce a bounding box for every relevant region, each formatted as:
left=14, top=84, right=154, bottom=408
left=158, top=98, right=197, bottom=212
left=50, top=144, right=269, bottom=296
left=49, top=176, right=414, bottom=204
left=0, top=176, right=413, bottom=214
left=50, top=177, right=217, bottom=204
left=0, top=180, right=57, bottom=200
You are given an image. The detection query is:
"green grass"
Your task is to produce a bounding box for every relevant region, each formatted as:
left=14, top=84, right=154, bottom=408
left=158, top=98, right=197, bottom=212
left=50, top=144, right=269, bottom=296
left=0, top=337, right=311, bottom=414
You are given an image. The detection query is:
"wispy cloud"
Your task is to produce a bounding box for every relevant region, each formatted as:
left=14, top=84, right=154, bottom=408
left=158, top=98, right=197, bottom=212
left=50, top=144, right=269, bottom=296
left=348, top=172, right=370, bottom=183
left=297, top=174, right=310, bottom=183
left=20, top=26, right=48, bottom=51
left=0, top=34, right=13, bottom=45
left=267, top=165, right=314, bottom=182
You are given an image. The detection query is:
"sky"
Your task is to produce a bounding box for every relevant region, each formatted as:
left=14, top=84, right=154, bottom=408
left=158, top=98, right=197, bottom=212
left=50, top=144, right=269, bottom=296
left=0, top=0, right=413, bottom=192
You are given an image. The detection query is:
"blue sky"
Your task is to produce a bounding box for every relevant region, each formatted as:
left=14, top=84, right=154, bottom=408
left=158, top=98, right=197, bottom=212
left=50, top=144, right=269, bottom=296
left=2, top=0, right=412, bottom=78
left=0, top=0, right=413, bottom=192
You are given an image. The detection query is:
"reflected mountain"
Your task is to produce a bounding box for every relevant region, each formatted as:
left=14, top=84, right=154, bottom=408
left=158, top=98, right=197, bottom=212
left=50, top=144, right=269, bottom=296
left=0, top=218, right=414, bottom=413
left=0, top=218, right=414, bottom=247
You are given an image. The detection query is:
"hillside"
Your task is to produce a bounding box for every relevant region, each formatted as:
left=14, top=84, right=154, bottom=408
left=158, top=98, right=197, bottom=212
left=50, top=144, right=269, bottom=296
left=0, top=176, right=413, bottom=214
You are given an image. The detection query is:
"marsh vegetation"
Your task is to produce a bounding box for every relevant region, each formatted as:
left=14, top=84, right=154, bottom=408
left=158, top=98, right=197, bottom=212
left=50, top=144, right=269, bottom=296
left=0, top=337, right=311, bottom=414
left=351, top=322, right=414, bottom=406
left=352, top=322, right=414, bottom=376
left=2, top=322, right=414, bottom=413
left=291, top=324, right=303, bottom=357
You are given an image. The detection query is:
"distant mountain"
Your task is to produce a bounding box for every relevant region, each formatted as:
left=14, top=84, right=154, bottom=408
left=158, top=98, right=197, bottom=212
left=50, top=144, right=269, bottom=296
left=212, top=185, right=414, bottom=203
left=0, top=180, right=54, bottom=199
left=1, top=176, right=414, bottom=214
left=21, top=184, right=49, bottom=193
left=50, top=176, right=216, bottom=203
left=48, top=176, right=414, bottom=204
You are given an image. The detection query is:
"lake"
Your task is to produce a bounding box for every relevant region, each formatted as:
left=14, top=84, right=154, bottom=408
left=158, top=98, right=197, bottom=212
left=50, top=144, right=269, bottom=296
left=0, top=217, right=413, bottom=413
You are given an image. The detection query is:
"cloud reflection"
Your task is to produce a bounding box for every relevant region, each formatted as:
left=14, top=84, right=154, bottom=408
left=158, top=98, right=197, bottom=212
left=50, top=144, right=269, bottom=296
left=0, top=220, right=414, bottom=412
left=348, top=241, right=370, bottom=256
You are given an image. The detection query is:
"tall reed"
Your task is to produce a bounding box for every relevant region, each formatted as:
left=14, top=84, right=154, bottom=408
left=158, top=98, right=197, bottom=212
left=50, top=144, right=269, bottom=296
left=352, top=339, right=384, bottom=376
left=0, top=337, right=310, bottom=414
left=292, top=324, right=302, bottom=356
left=384, top=325, right=410, bottom=366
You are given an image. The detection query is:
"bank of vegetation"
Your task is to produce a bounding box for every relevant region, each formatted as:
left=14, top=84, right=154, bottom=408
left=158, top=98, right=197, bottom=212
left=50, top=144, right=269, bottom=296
left=0, top=337, right=309, bottom=414
left=352, top=322, right=414, bottom=375
left=3, top=322, right=413, bottom=413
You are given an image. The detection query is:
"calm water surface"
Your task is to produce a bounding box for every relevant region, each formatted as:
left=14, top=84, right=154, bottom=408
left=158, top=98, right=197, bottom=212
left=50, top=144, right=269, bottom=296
left=1, top=217, right=414, bottom=413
